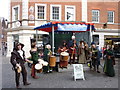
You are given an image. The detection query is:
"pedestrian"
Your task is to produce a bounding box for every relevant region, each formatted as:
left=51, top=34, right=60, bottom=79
left=78, top=41, right=86, bottom=64
left=30, top=43, right=40, bottom=79
left=91, top=43, right=100, bottom=73
left=84, top=43, right=89, bottom=60
left=43, top=44, right=52, bottom=73
left=10, top=43, right=31, bottom=89
left=103, top=45, right=115, bottom=77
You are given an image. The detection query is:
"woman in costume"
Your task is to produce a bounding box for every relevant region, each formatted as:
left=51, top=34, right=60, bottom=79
left=103, top=45, right=115, bottom=77
left=78, top=41, right=86, bottom=64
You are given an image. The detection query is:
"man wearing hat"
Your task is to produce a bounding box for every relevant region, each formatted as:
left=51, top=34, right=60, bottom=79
left=10, top=43, right=31, bottom=89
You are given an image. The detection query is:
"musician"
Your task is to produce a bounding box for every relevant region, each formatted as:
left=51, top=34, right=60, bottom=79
left=78, top=41, right=86, bottom=64
left=91, top=43, right=100, bottom=73
left=30, top=43, right=40, bottom=79
left=43, top=44, right=52, bottom=73
left=69, top=43, right=77, bottom=64
left=58, top=41, right=69, bottom=68
left=10, top=43, right=31, bottom=89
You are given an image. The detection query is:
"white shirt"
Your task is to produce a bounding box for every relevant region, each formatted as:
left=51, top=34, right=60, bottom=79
left=18, top=50, right=24, bottom=59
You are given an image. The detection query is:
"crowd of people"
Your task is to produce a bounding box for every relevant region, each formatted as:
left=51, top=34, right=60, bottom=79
left=10, top=36, right=116, bottom=89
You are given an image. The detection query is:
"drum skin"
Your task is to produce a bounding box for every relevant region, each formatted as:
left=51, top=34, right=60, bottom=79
left=49, top=56, right=56, bottom=67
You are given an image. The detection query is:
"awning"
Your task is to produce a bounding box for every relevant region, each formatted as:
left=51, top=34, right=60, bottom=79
left=34, top=22, right=95, bottom=32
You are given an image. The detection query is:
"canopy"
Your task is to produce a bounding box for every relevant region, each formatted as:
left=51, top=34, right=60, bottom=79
left=34, top=21, right=95, bottom=54
left=34, top=22, right=95, bottom=32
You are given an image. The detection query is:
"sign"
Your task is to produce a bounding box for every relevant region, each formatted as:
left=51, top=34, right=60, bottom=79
left=65, top=6, right=75, bottom=21
left=57, top=24, right=88, bottom=31
left=29, top=6, right=34, bottom=14
left=73, top=64, right=85, bottom=81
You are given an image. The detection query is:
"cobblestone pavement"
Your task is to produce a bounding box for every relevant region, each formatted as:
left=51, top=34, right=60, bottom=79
left=1, top=51, right=119, bottom=88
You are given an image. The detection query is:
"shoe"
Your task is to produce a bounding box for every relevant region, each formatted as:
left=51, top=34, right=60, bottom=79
left=97, top=71, right=100, bottom=73
left=33, top=76, right=40, bottom=79
left=16, top=86, right=22, bottom=89
left=24, top=82, right=31, bottom=86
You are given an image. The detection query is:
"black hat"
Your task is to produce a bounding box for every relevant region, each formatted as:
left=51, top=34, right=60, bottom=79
left=17, top=43, right=24, bottom=47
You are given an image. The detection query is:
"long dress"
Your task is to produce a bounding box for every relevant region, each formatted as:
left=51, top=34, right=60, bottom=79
left=78, top=46, right=86, bottom=64
left=103, top=49, right=115, bottom=77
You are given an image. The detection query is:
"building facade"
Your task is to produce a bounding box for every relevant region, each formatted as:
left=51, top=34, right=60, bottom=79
left=7, top=0, right=119, bottom=57
left=0, top=17, right=7, bottom=51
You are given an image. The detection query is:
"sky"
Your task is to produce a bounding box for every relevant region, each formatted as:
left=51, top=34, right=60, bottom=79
left=0, top=0, right=9, bottom=19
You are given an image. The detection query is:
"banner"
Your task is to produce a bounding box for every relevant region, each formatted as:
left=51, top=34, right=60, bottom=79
left=57, top=24, right=88, bottom=31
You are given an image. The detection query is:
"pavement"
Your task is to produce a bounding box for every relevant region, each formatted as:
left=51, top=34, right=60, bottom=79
left=0, top=50, right=119, bottom=89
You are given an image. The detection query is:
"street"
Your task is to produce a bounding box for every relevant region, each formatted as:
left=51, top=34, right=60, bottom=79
left=1, top=51, right=118, bottom=89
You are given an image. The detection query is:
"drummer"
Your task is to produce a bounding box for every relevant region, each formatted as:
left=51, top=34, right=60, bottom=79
left=58, top=41, right=69, bottom=68
left=69, top=41, right=77, bottom=64
left=43, top=44, right=52, bottom=73
left=30, top=43, right=40, bottom=79
left=58, top=41, right=69, bottom=53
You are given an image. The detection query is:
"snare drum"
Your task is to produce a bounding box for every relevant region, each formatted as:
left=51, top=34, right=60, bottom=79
left=49, top=56, right=56, bottom=67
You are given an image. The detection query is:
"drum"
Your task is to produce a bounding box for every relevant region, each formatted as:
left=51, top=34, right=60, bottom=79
left=49, top=56, right=56, bottom=67
left=36, top=69, right=43, bottom=73
left=60, top=52, right=69, bottom=61
left=35, top=63, right=43, bottom=70
left=60, top=56, right=69, bottom=61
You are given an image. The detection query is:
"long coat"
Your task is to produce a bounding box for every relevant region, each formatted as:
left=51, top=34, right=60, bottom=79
left=78, top=46, right=86, bottom=64
left=103, top=49, right=115, bottom=77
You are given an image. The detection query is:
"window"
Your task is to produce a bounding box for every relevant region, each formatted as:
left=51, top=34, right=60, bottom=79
left=92, top=10, right=100, bottom=23
left=50, top=5, right=61, bottom=20
left=65, top=5, right=75, bottom=21
left=107, top=11, right=114, bottom=23
left=14, top=7, right=18, bottom=20
left=35, top=4, right=46, bottom=20
left=12, top=5, right=20, bottom=21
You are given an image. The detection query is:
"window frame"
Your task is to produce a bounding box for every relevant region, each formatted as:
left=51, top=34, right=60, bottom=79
left=35, top=4, right=47, bottom=20
left=92, top=10, right=100, bottom=23
left=12, top=5, right=20, bottom=21
left=107, top=11, right=114, bottom=24
left=50, top=4, right=61, bottom=21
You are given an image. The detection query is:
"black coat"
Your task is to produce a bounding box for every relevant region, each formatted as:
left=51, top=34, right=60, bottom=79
left=10, top=50, right=26, bottom=67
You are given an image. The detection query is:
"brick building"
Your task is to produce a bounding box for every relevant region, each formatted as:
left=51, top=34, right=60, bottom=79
left=6, top=0, right=119, bottom=57
left=0, top=17, right=7, bottom=51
